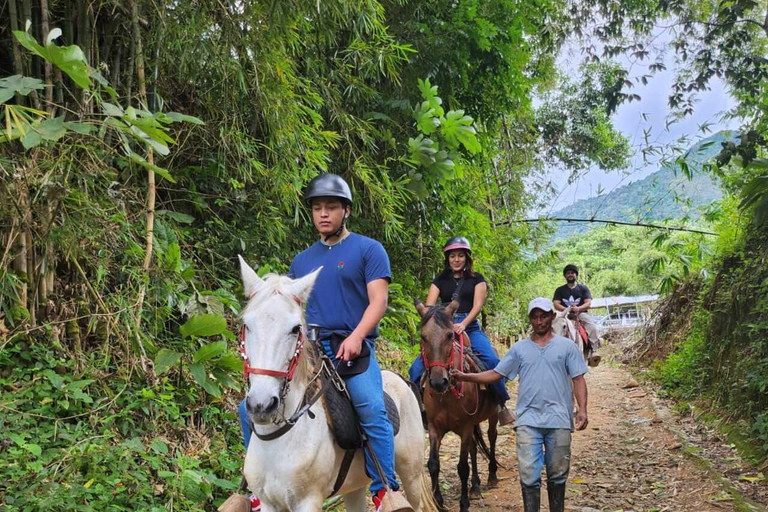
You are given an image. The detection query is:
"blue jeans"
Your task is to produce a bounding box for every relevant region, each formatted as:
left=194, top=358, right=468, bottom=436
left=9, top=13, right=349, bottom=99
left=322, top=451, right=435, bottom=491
left=239, top=338, right=399, bottom=494
left=515, top=426, right=572, bottom=489
left=408, top=313, right=510, bottom=404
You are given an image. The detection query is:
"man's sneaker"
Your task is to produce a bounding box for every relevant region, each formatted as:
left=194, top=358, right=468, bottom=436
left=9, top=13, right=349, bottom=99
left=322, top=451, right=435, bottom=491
left=498, top=405, right=515, bottom=426
left=372, top=489, right=387, bottom=512
left=250, top=495, right=261, bottom=512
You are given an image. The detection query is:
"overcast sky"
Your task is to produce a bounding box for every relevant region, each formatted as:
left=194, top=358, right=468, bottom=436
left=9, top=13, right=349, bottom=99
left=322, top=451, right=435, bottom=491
left=533, top=32, right=739, bottom=216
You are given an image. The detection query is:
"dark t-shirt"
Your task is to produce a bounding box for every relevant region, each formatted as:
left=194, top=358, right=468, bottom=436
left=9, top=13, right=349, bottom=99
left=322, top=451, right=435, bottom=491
left=553, top=283, right=592, bottom=308
left=432, top=272, right=486, bottom=314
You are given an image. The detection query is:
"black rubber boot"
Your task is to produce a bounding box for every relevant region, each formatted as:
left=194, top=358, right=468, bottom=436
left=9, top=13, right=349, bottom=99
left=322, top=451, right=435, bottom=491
left=521, top=487, right=540, bottom=512
left=546, top=483, right=566, bottom=512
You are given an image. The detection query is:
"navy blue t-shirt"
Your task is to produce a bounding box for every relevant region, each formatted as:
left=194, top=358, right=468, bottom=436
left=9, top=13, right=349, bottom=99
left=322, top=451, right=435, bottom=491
left=289, top=233, right=391, bottom=337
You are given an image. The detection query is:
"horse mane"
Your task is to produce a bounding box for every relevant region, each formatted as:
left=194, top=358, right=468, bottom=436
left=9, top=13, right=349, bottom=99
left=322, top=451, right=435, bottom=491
left=420, top=304, right=453, bottom=329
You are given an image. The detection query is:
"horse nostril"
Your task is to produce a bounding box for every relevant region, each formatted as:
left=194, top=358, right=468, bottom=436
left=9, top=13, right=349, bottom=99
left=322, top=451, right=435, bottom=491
left=264, top=396, right=279, bottom=413
left=431, top=377, right=449, bottom=393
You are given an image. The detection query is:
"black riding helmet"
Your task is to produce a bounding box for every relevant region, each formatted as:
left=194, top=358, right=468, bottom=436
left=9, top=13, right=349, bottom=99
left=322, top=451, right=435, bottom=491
left=304, top=173, right=353, bottom=241
left=563, top=264, right=579, bottom=275
left=443, top=236, right=471, bottom=254
left=304, top=173, right=353, bottom=205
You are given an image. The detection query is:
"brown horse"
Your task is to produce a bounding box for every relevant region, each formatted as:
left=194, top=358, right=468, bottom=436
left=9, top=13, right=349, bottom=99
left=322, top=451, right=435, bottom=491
left=414, top=299, right=500, bottom=512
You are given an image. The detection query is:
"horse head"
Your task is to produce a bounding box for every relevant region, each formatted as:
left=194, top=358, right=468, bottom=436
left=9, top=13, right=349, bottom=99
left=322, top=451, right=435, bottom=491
left=552, top=307, right=575, bottom=340
left=414, top=299, right=460, bottom=394
left=238, top=255, right=321, bottom=425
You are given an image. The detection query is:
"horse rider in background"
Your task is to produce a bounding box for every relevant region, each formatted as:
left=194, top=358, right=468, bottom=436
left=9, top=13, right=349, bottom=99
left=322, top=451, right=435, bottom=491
left=553, top=264, right=601, bottom=366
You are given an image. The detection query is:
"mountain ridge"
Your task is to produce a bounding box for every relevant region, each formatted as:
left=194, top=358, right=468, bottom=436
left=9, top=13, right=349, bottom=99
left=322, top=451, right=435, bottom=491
left=547, top=131, right=733, bottom=241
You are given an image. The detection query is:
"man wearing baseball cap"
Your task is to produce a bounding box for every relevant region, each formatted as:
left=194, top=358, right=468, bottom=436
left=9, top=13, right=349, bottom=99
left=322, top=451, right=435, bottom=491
left=453, top=297, right=589, bottom=512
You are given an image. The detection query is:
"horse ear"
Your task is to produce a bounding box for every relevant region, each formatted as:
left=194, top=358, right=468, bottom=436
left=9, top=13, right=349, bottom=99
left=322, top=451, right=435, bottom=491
left=445, top=299, right=460, bottom=317
left=286, top=267, right=323, bottom=304
left=238, top=255, right=264, bottom=298
left=414, top=298, right=428, bottom=317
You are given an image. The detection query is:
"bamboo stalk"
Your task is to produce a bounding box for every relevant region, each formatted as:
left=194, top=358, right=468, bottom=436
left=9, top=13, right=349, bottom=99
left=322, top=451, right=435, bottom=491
left=40, top=0, right=53, bottom=114
left=21, top=0, right=42, bottom=108
left=131, top=0, right=155, bottom=358
left=8, top=0, right=25, bottom=90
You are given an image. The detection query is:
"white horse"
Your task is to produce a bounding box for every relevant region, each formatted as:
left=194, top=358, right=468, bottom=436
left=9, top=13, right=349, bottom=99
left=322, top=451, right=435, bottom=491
left=236, top=256, right=435, bottom=512
left=552, top=306, right=589, bottom=363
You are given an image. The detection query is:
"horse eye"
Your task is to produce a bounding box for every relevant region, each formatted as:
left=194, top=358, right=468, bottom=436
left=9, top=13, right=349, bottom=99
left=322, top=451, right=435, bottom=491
left=291, top=324, right=301, bottom=335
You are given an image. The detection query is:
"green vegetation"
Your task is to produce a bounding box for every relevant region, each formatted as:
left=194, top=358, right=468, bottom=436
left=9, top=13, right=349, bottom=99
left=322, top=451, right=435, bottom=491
left=2, top=0, right=768, bottom=507
left=0, top=0, right=631, bottom=509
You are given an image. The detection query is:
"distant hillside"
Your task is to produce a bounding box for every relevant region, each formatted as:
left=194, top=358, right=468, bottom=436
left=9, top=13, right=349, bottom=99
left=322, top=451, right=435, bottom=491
left=549, top=131, right=733, bottom=241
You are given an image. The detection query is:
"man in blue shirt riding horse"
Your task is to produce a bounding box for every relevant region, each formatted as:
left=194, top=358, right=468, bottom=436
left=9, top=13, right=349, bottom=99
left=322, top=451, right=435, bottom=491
left=238, top=173, right=411, bottom=512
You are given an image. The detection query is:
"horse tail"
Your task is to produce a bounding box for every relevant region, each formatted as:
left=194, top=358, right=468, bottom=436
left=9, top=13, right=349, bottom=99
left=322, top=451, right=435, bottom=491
left=419, top=470, right=440, bottom=512
left=473, top=424, right=492, bottom=461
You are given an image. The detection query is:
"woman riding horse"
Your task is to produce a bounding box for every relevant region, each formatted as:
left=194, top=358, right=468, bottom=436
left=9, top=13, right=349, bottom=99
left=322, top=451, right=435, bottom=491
left=408, top=236, right=514, bottom=426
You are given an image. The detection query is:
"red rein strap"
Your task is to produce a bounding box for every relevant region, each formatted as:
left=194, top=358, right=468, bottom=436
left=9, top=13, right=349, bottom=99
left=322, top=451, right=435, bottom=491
left=240, top=292, right=304, bottom=381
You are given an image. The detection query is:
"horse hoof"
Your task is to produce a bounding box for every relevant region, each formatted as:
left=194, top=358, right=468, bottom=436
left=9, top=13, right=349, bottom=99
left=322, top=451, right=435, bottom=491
left=487, top=478, right=499, bottom=489
left=588, top=354, right=601, bottom=367
left=470, top=487, right=482, bottom=499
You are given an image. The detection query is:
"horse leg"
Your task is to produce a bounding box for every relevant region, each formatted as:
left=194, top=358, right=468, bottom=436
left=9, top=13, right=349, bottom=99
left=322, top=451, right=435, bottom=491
left=292, top=495, right=324, bottom=512
left=488, top=416, right=499, bottom=487
left=469, top=439, right=481, bottom=498
left=343, top=488, right=367, bottom=512
left=457, top=437, right=471, bottom=512
left=428, top=429, right=446, bottom=512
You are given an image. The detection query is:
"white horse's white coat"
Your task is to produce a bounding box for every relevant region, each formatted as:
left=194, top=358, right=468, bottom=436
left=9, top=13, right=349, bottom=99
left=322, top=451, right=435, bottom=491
left=238, top=256, right=429, bottom=512
left=552, top=306, right=585, bottom=357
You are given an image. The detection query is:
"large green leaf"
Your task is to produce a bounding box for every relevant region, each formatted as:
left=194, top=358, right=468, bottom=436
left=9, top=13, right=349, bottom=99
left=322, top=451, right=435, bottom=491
left=214, top=353, right=244, bottom=374
left=129, top=152, right=176, bottom=183
left=164, top=112, right=204, bottom=125
left=193, top=341, right=227, bottom=363
left=14, top=30, right=91, bottom=89
left=154, top=349, right=182, bottom=375
left=180, top=314, right=227, bottom=338
left=440, top=110, right=481, bottom=154
left=189, top=362, right=207, bottom=387
left=0, top=75, right=45, bottom=104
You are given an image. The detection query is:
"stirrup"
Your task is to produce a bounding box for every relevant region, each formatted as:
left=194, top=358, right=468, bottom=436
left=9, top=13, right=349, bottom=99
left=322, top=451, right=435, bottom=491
left=498, top=405, right=515, bottom=426
left=375, top=489, right=414, bottom=512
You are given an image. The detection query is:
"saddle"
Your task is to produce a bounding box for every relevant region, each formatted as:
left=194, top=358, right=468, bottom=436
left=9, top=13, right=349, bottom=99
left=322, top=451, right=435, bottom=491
left=318, top=357, right=400, bottom=451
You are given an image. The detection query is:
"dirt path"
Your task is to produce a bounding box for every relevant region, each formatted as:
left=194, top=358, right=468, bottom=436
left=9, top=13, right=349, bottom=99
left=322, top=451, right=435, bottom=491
left=430, top=342, right=768, bottom=512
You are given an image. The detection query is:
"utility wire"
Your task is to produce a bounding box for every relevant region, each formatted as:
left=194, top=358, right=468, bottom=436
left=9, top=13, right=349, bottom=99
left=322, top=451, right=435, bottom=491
left=495, top=217, right=717, bottom=236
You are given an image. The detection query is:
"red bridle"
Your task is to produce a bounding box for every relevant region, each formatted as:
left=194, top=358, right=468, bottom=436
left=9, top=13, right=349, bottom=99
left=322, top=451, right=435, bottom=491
left=239, top=291, right=305, bottom=381
left=421, top=332, right=467, bottom=397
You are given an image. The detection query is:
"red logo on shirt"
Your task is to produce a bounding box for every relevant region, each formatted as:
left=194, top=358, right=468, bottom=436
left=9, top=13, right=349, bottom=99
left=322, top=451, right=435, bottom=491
left=337, top=261, right=345, bottom=270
